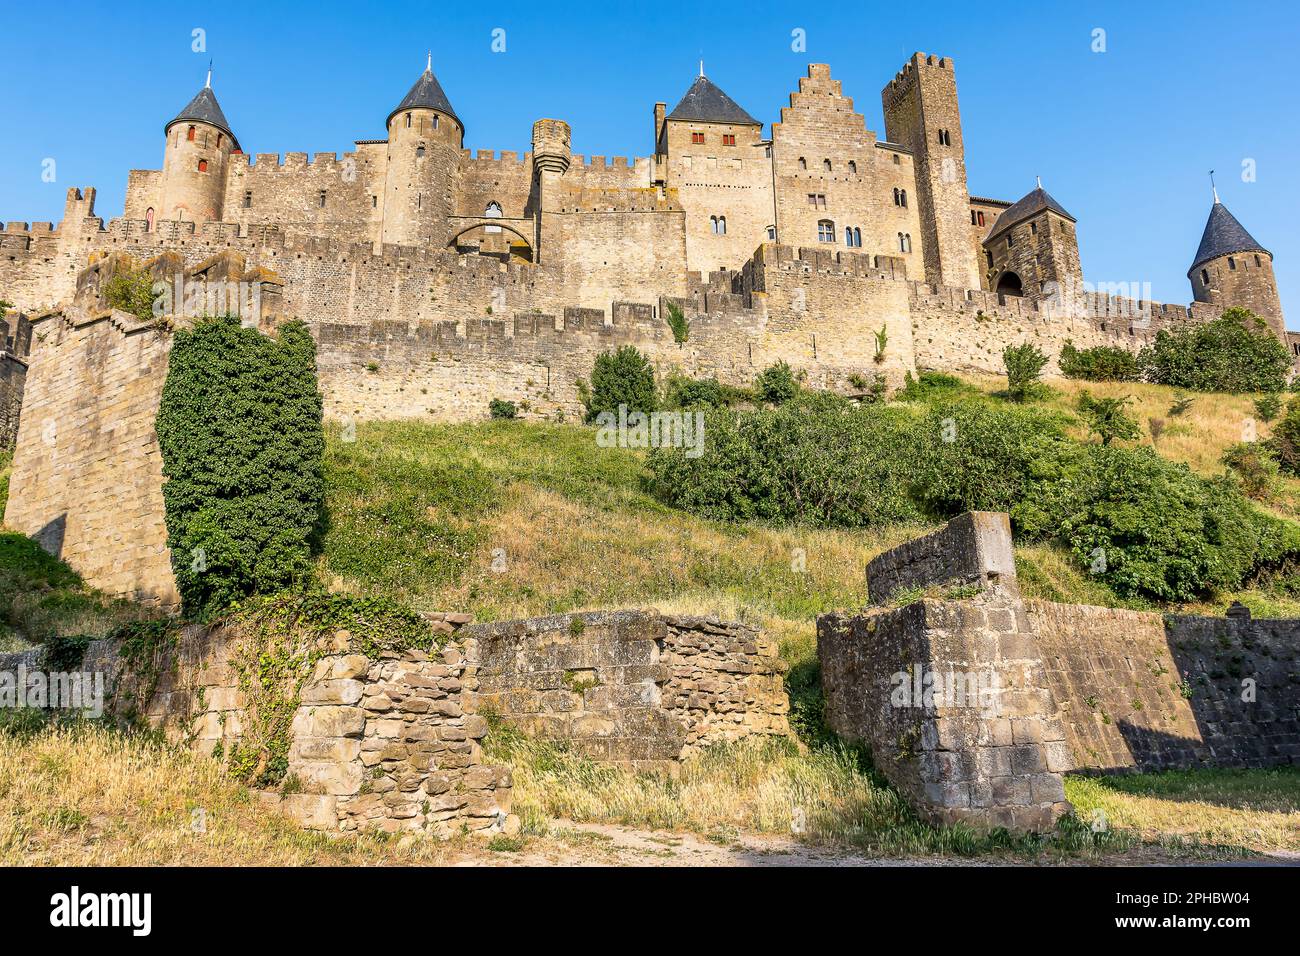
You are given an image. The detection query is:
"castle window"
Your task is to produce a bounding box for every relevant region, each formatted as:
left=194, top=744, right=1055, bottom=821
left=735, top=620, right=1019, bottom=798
left=1030, top=221, right=1038, bottom=235
left=848, top=160, right=857, bottom=175
left=899, top=233, right=912, bottom=253
left=710, top=215, right=727, bottom=235
left=372, top=195, right=378, bottom=208
left=1201, top=269, right=1209, bottom=286
left=416, top=145, right=426, bottom=158
left=722, top=134, right=736, bottom=146
left=1228, top=256, right=1237, bottom=270
left=197, top=159, right=208, bottom=173
left=824, top=159, right=832, bottom=172
left=243, top=191, right=252, bottom=209
left=986, top=251, right=994, bottom=269
left=845, top=227, right=862, bottom=248
left=764, top=146, right=771, bottom=158
left=319, top=190, right=327, bottom=208
left=938, top=129, right=952, bottom=146
left=1255, top=255, right=1263, bottom=267
left=432, top=115, right=439, bottom=129
left=187, top=125, right=196, bottom=142
left=217, top=133, right=223, bottom=148
left=971, top=211, right=977, bottom=225
left=807, top=193, right=826, bottom=208
left=892, top=154, right=900, bottom=165
left=817, top=220, right=835, bottom=243
left=766, top=225, right=776, bottom=240
left=405, top=113, right=412, bottom=128
left=692, top=131, right=705, bottom=144
left=1006, top=233, right=1014, bottom=249
left=145, top=208, right=154, bottom=232
left=893, top=188, right=907, bottom=208
left=798, top=157, right=807, bottom=170
left=978, top=211, right=985, bottom=227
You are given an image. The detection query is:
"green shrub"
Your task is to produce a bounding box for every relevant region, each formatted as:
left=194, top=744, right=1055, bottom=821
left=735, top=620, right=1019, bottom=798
left=1002, top=343, right=1049, bottom=402
left=1058, top=341, right=1140, bottom=382
left=754, top=361, right=799, bottom=405
left=488, top=398, right=518, bottom=420
left=1268, top=398, right=1300, bottom=475
left=103, top=264, right=157, bottom=322
left=1035, top=445, right=1298, bottom=602
left=896, top=371, right=978, bottom=403
left=647, top=392, right=920, bottom=527
left=662, top=373, right=745, bottom=410
left=664, top=301, right=689, bottom=344
left=155, top=315, right=325, bottom=619
left=1254, top=393, right=1283, bottom=423
left=1076, top=391, right=1141, bottom=446
left=1139, top=307, right=1290, bottom=393
left=1221, top=442, right=1279, bottom=501
left=584, top=346, right=656, bottom=423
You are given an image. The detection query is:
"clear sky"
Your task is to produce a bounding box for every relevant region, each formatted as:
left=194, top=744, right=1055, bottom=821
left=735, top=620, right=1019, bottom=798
left=2, top=0, right=1297, bottom=323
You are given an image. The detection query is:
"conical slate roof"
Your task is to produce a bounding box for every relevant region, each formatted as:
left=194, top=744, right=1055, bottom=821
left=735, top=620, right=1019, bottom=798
left=1189, top=200, right=1269, bottom=272
left=387, top=67, right=459, bottom=127
left=667, top=75, right=761, bottom=126
left=984, top=186, right=1075, bottom=243
left=165, top=85, right=237, bottom=146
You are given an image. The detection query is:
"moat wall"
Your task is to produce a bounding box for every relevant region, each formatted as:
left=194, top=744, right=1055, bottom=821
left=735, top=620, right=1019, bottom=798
left=818, top=513, right=1300, bottom=831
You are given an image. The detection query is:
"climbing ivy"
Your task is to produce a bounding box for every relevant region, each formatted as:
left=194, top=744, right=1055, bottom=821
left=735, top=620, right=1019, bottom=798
left=155, top=315, right=325, bottom=619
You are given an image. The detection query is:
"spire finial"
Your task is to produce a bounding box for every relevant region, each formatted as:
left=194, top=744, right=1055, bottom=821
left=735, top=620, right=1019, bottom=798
left=1036, top=175, right=1042, bottom=190
left=699, top=58, right=705, bottom=77
left=426, top=50, right=432, bottom=72
left=205, top=60, right=212, bottom=88
left=1210, top=169, right=1220, bottom=204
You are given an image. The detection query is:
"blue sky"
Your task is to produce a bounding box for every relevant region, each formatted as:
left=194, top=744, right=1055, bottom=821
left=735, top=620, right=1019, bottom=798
left=2, top=0, right=1297, bottom=323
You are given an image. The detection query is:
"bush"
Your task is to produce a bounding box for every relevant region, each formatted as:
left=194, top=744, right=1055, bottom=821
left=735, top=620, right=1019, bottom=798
left=647, top=392, right=920, bottom=527
left=1255, top=393, right=1283, bottom=423
left=664, top=302, right=689, bottom=344
left=156, top=315, right=325, bottom=618
left=1058, top=341, right=1140, bottom=382
left=662, top=373, right=746, bottom=410
left=754, top=361, right=799, bottom=405
left=488, top=398, right=518, bottom=420
left=1139, top=307, right=1290, bottom=394
left=1003, top=343, right=1049, bottom=402
left=103, top=263, right=157, bottom=322
left=1037, top=445, right=1297, bottom=602
left=1221, top=442, right=1279, bottom=501
left=584, top=346, right=656, bottom=423
left=1076, top=392, right=1140, bottom=446
left=1268, top=398, right=1300, bottom=475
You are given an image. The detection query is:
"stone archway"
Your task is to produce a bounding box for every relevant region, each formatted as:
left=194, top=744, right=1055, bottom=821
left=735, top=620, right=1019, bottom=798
left=996, top=271, right=1023, bottom=297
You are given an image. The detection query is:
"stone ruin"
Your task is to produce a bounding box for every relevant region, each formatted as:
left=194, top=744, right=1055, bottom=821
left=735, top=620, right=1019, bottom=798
left=819, top=512, right=1300, bottom=831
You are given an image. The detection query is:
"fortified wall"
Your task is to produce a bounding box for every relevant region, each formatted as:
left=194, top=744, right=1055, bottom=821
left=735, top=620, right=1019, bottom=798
left=818, top=512, right=1300, bottom=831
left=0, top=309, right=30, bottom=449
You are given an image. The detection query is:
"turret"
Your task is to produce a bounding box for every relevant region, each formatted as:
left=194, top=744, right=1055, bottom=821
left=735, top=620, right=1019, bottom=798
left=380, top=55, right=463, bottom=247
left=529, top=119, right=571, bottom=262
left=981, top=180, right=1081, bottom=304
left=1189, top=190, right=1285, bottom=339
left=158, top=73, right=237, bottom=225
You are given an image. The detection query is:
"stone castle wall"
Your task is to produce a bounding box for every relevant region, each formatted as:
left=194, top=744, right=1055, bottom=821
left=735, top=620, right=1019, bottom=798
left=817, top=512, right=1300, bottom=831
left=0, top=310, right=30, bottom=449
left=470, top=610, right=790, bottom=770
left=2, top=307, right=178, bottom=608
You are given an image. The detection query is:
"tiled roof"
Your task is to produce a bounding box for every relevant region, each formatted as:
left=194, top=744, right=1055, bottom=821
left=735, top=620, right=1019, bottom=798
left=387, top=67, right=459, bottom=127
left=667, top=75, right=761, bottom=127
left=984, top=186, right=1075, bottom=243
left=165, top=86, right=237, bottom=147
left=1190, top=201, right=1269, bottom=272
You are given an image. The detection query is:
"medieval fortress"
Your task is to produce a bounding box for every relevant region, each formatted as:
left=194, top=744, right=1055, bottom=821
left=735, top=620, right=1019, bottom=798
left=0, top=51, right=1293, bottom=609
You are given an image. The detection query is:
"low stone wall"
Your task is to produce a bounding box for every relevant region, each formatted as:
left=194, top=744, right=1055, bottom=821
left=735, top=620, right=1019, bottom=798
left=0, top=612, right=516, bottom=836
left=819, top=589, right=1072, bottom=831
left=1031, top=601, right=1300, bottom=772
left=470, top=610, right=790, bottom=769
left=817, top=511, right=1300, bottom=832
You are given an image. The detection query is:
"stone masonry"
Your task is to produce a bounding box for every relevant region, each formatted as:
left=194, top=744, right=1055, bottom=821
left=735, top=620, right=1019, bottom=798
left=818, top=512, right=1300, bottom=831
left=471, top=610, right=790, bottom=770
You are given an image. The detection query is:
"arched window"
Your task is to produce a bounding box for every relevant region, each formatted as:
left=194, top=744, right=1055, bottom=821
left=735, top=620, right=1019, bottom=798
left=145, top=207, right=154, bottom=232
left=893, top=188, right=907, bottom=208
left=405, top=113, right=412, bottom=128
left=898, top=233, right=912, bottom=253
left=187, top=125, right=196, bottom=142
left=937, top=129, right=951, bottom=146
left=996, top=271, right=1023, bottom=297
left=1228, top=256, right=1237, bottom=271
left=848, top=160, right=857, bottom=175
left=845, top=226, right=853, bottom=246
left=823, top=159, right=832, bottom=172
left=818, top=219, right=835, bottom=243
left=432, top=115, right=440, bottom=129
left=485, top=201, right=503, bottom=233
left=854, top=227, right=862, bottom=247
left=416, top=144, right=426, bottom=158
left=710, top=216, right=727, bottom=235
left=798, top=157, right=807, bottom=170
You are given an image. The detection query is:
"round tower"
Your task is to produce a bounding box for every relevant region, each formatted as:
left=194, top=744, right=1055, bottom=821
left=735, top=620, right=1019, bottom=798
left=1189, top=191, right=1285, bottom=339
left=159, top=74, right=237, bottom=225
left=380, top=56, right=463, bottom=247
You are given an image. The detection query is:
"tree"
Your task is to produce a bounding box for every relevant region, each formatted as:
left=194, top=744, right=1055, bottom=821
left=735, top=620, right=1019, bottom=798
left=754, top=361, right=798, bottom=405
left=584, top=346, right=657, bottom=423
left=1076, top=391, right=1140, bottom=446
left=1003, top=343, right=1048, bottom=402
left=1139, top=307, right=1290, bottom=393
left=104, top=263, right=158, bottom=322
